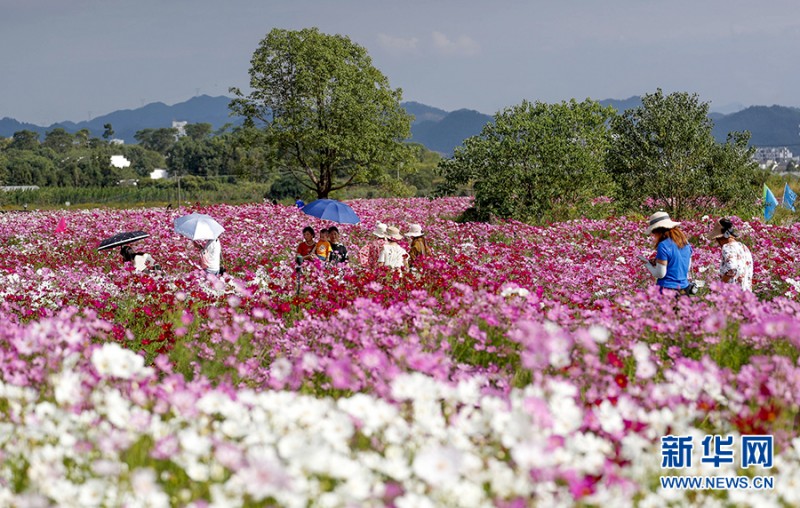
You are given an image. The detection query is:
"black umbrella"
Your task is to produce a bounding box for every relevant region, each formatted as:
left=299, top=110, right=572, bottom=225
left=97, top=231, right=150, bottom=252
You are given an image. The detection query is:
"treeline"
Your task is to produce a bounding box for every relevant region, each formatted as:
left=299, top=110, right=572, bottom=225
left=439, top=90, right=769, bottom=223
left=0, top=123, right=442, bottom=203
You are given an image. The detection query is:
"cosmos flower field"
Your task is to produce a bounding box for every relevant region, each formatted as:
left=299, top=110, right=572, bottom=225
left=1, top=197, right=799, bottom=507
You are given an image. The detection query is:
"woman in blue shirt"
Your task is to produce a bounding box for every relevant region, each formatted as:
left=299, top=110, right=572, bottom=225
left=642, top=211, right=693, bottom=293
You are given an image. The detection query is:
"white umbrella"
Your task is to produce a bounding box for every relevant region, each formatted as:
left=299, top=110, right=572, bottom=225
left=174, top=213, right=224, bottom=240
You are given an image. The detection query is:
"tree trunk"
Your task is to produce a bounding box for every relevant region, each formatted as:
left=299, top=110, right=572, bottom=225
left=316, top=163, right=332, bottom=198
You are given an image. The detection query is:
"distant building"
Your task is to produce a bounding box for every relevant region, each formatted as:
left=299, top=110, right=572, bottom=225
left=109, top=138, right=124, bottom=145
left=110, top=155, right=131, bottom=168
left=753, top=147, right=799, bottom=169
left=150, top=169, right=169, bottom=180
left=172, top=121, right=188, bottom=138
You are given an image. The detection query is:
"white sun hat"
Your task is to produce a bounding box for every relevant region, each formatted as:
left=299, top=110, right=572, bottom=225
left=404, top=223, right=424, bottom=237
left=646, top=211, right=681, bottom=234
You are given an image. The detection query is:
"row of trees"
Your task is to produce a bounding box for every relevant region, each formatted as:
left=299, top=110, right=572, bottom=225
left=0, top=122, right=439, bottom=199
left=2, top=26, right=764, bottom=220
left=0, top=122, right=279, bottom=188
left=229, top=28, right=762, bottom=219
left=439, top=90, right=763, bottom=221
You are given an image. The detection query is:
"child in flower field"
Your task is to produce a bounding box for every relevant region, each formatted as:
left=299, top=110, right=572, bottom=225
left=297, top=226, right=316, bottom=262
left=315, top=228, right=332, bottom=262
left=709, top=218, right=753, bottom=291
left=328, top=226, right=348, bottom=265
left=404, top=223, right=430, bottom=267
left=641, top=211, right=693, bottom=294
left=359, top=223, right=387, bottom=267
left=378, top=226, right=409, bottom=270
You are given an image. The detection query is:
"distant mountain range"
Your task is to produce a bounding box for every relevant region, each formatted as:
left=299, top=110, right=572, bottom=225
left=2, top=95, right=800, bottom=155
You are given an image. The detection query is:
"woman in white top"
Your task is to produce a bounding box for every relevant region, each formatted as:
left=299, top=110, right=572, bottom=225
left=708, top=218, right=753, bottom=291
left=120, top=245, right=157, bottom=272
left=378, top=226, right=408, bottom=270
left=194, top=238, right=222, bottom=275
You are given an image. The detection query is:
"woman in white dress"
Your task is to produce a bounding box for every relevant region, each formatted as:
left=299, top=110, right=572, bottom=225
left=378, top=226, right=408, bottom=271
left=708, top=218, right=753, bottom=291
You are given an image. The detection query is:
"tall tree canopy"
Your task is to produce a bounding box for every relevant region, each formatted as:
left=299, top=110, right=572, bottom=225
left=439, top=99, right=615, bottom=222
left=229, top=27, right=412, bottom=198
left=607, top=89, right=762, bottom=218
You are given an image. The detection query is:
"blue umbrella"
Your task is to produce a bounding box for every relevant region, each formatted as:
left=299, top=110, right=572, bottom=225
left=301, top=199, right=360, bottom=224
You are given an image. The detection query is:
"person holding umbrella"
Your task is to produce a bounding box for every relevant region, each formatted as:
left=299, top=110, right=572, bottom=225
left=174, top=213, right=225, bottom=276
left=97, top=230, right=155, bottom=271
left=194, top=238, right=222, bottom=275
left=120, top=245, right=158, bottom=272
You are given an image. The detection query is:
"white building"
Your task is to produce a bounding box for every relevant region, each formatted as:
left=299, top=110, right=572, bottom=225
left=150, top=169, right=169, bottom=180
left=753, top=147, right=798, bottom=168
left=172, top=121, right=188, bottom=138
left=110, top=155, right=131, bottom=168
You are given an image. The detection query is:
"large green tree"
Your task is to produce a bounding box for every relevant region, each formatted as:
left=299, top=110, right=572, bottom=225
left=607, top=89, right=761, bottom=218
left=229, top=27, right=412, bottom=199
left=134, top=128, right=178, bottom=155
left=42, top=128, right=74, bottom=153
left=439, top=99, right=616, bottom=222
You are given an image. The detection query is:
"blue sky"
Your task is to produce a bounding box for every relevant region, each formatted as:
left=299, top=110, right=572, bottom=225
left=2, top=0, right=799, bottom=125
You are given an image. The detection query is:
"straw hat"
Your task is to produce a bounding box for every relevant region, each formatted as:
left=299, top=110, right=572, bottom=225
left=385, top=226, right=403, bottom=240
left=404, top=223, right=424, bottom=237
left=372, top=222, right=388, bottom=238
left=646, top=211, right=681, bottom=234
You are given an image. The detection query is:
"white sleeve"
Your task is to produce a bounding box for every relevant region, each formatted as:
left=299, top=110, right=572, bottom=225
left=645, top=262, right=667, bottom=279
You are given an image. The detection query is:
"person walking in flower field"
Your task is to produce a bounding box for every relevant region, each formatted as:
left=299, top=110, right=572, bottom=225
left=708, top=217, right=753, bottom=291
left=359, top=223, right=387, bottom=267
left=404, top=223, right=430, bottom=268
left=378, top=226, right=408, bottom=271
left=640, top=211, right=694, bottom=295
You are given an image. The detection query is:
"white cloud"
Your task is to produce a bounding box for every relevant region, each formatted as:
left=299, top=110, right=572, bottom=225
left=377, top=33, right=419, bottom=53
left=431, top=31, right=480, bottom=56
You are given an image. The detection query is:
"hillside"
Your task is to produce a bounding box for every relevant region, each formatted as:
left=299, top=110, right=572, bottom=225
left=713, top=105, right=800, bottom=151
left=3, top=95, right=800, bottom=155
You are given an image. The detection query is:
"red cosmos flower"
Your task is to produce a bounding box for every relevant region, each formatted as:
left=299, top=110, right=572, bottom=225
left=607, top=351, right=624, bottom=369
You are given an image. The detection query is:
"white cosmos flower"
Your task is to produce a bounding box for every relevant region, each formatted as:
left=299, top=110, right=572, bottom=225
left=179, top=428, right=212, bottom=457
left=588, top=325, right=610, bottom=343
left=412, top=445, right=463, bottom=487
left=395, top=492, right=438, bottom=508
left=78, top=479, right=107, bottom=507
left=91, top=342, right=147, bottom=379
left=597, top=400, right=624, bottom=435
left=270, top=357, right=292, bottom=381
left=124, top=469, right=170, bottom=508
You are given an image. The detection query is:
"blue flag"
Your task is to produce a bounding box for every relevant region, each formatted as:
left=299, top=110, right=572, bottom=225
left=783, top=182, right=797, bottom=212
left=764, top=184, right=778, bottom=220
